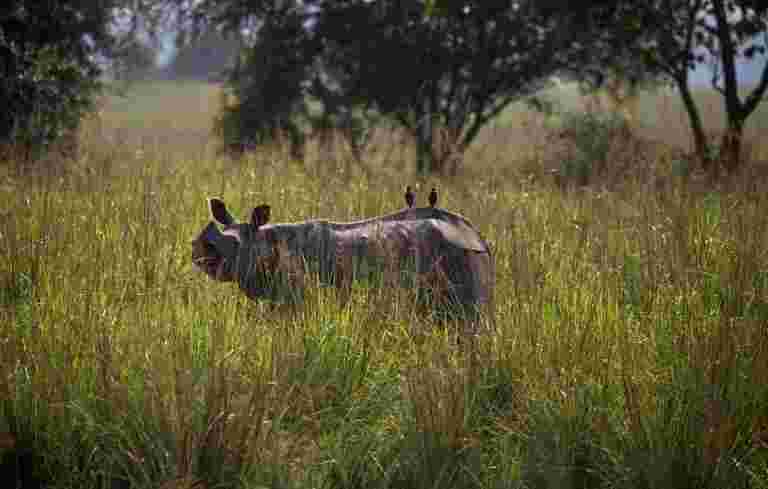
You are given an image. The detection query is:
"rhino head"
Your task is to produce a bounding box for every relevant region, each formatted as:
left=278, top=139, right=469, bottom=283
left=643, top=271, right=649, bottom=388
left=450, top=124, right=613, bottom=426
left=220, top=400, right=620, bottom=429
left=192, top=198, right=298, bottom=301
left=193, top=197, right=495, bottom=316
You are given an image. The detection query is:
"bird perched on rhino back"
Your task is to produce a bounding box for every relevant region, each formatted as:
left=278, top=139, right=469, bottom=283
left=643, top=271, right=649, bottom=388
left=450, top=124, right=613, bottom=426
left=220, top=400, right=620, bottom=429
left=252, top=204, right=271, bottom=228
left=404, top=186, right=415, bottom=208
left=429, top=188, right=438, bottom=207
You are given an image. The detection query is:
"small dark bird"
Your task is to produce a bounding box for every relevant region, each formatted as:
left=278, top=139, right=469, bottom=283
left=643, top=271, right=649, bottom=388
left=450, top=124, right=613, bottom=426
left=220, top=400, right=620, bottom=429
left=404, top=186, right=415, bottom=208
left=251, top=204, right=271, bottom=228
left=429, top=187, right=438, bottom=208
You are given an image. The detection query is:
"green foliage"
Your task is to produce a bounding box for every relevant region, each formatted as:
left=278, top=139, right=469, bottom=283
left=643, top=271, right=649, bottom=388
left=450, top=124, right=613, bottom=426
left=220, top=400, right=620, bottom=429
left=521, top=390, right=625, bottom=489
left=213, top=4, right=315, bottom=158
left=0, top=1, right=114, bottom=160
left=204, top=1, right=588, bottom=172
left=316, top=0, right=566, bottom=173
left=558, top=111, right=628, bottom=186
left=112, top=40, right=159, bottom=83
left=530, top=99, right=632, bottom=187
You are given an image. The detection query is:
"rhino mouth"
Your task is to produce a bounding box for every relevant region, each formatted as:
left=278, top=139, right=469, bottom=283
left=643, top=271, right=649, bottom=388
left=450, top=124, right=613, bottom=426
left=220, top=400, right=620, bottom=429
left=192, top=222, right=238, bottom=281
left=193, top=239, right=225, bottom=275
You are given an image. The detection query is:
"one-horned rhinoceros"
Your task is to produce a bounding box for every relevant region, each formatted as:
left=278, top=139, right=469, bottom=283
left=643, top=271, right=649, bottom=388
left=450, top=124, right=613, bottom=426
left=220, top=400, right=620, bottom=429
left=192, top=198, right=494, bottom=316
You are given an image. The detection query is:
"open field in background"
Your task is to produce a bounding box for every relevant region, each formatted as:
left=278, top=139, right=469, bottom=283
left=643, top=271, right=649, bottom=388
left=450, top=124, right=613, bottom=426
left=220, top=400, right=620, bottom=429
left=90, top=80, right=768, bottom=163
left=2, top=81, right=768, bottom=488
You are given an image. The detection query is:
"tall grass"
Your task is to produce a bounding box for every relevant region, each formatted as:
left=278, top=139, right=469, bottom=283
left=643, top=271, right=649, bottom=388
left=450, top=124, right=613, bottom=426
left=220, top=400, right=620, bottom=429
left=1, top=81, right=768, bottom=488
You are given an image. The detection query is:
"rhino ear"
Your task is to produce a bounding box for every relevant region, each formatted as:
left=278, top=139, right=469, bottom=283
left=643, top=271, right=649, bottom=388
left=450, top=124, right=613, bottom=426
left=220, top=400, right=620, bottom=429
left=209, top=198, right=235, bottom=226
left=251, top=204, right=271, bottom=228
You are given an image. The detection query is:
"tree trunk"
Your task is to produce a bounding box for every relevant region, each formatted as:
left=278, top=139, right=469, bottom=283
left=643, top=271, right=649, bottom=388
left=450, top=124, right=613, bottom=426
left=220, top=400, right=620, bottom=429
left=415, top=134, right=429, bottom=174
left=416, top=125, right=463, bottom=175
left=721, top=117, right=744, bottom=174
left=676, top=76, right=711, bottom=169
left=415, top=109, right=435, bottom=174
left=711, top=0, right=746, bottom=175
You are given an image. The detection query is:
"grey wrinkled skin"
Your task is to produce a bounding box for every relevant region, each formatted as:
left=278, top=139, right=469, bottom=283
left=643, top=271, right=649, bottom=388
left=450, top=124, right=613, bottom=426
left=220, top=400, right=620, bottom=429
left=192, top=199, right=494, bottom=316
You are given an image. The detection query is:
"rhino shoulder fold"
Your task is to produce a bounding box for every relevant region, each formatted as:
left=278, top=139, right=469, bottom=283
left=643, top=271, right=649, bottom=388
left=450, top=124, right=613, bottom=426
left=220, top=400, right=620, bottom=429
left=429, top=219, right=490, bottom=253
left=404, top=208, right=489, bottom=253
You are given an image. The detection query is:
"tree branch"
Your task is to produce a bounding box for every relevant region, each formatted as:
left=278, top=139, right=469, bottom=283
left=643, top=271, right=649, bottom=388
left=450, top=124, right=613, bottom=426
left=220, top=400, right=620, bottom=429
left=711, top=0, right=743, bottom=119
left=684, top=0, right=704, bottom=63
left=710, top=57, right=726, bottom=96
left=459, top=94, right=516, bottom=151
left=742, top=44, right=768, bottom=116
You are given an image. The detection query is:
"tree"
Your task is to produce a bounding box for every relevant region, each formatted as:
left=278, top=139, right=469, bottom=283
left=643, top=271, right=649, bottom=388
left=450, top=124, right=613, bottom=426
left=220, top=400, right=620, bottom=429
left=0, top=0, right=171, bottom=161
left=566, top=0, right=768, bottom=175
left=112, top=40, right=159, bottom=82
left=0, top=0, right=115, bottom=159
left=212, top=2, right=317, bottom=158
left=314, top=1, right=565, bottom=173
left=704, top=0, right=768, bottom=173
left=183, top=0, right=582, bottom=173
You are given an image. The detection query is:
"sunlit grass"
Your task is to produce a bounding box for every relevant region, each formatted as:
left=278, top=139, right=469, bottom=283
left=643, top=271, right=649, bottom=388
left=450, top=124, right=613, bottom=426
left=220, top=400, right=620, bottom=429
left=1, top=81, right=768, bottom=488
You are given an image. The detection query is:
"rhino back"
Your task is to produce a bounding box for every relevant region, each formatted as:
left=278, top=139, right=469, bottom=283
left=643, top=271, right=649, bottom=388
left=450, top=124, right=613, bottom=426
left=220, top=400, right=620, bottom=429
left=330, top=218, right=493, bottom=305
left=326, top=208, right=488, bottom=253
left=227, top=214, right=494, bottom=309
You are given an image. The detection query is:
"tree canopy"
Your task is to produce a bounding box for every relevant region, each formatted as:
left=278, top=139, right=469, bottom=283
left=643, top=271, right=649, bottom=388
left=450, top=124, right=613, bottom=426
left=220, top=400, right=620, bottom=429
left=200, top=0, right=594, bottom=173
left=8, top=0, right=767, bottom=174
left=0, top=0, right=168, bottom=159
left=1, top=1, right=114, bottom=156
left=315, top=1, right=569, bottom=173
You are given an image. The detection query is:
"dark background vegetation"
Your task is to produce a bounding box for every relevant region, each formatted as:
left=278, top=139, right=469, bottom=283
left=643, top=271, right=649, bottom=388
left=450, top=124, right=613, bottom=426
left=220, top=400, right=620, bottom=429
left=2, top=0, right=768, bottom=176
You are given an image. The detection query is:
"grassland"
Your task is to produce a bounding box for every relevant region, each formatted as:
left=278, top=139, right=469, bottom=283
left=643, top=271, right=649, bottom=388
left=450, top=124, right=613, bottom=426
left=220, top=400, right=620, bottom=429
left=2, top=81, right=768, bottom=488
